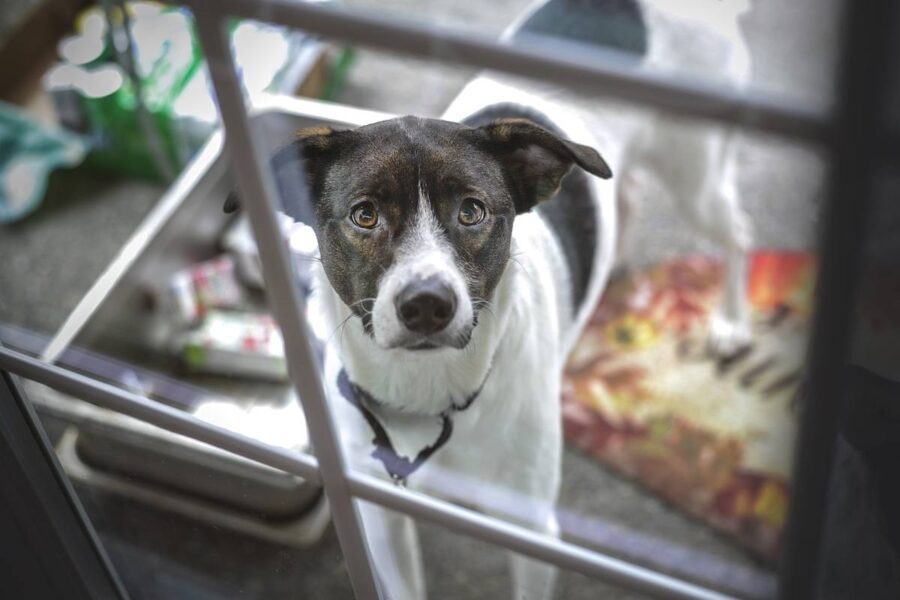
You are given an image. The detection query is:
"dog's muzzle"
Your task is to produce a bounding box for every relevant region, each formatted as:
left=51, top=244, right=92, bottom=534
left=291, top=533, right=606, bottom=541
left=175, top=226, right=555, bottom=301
left=395, top=276, right=457, bottom=337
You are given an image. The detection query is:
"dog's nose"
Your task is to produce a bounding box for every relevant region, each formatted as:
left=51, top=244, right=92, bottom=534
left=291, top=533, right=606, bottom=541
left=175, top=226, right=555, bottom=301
left=395, top=277, right=457, bottom=335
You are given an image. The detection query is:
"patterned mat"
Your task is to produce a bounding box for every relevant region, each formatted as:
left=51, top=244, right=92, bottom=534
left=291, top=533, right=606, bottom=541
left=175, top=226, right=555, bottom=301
left=563, top=252, right=816, bottom=561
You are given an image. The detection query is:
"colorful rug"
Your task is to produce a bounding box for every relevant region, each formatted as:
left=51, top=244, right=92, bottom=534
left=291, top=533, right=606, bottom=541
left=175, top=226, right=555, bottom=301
left=563, top=251, right=816, bottom=561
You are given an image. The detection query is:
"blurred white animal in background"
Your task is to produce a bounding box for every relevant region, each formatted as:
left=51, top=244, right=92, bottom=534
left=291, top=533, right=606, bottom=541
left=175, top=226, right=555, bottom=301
left=618, top=0, right=755, bottom=354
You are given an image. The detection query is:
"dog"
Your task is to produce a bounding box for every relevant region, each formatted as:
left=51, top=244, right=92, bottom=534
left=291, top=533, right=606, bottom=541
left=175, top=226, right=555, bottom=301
left=247, top=98, right=615, bottom=599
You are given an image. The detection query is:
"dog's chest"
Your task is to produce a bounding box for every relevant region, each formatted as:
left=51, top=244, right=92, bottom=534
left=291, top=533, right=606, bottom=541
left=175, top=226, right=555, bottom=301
left=424, top=352, right=563, bottom=478
left=323, top=305, right=564, bottom=486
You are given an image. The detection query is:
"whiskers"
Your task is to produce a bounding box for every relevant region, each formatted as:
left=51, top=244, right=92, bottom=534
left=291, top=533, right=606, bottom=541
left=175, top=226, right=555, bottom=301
left=329, top=312, right=355, bottom=347
left=508, top=252, right=534, bottom=282
left=472, top=297, right=496, bottom=320
left=347, top=297, right=376, bottom=314
left=326, top=297, right=376, bottom=348
left=292, top=254, right=323, bottom=264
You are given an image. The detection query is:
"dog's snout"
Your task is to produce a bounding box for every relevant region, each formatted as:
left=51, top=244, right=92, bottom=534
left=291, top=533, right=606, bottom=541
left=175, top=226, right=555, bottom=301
left=395, top=277, right=457, bottom=335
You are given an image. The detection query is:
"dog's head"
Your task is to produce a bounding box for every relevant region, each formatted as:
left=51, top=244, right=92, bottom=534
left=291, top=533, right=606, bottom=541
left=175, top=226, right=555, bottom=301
left=238, top=116, right=610, bottom=351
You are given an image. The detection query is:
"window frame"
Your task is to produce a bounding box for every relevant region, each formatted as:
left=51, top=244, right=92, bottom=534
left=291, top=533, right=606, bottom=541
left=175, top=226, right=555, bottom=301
left=1, top=0, right=895, bottom=598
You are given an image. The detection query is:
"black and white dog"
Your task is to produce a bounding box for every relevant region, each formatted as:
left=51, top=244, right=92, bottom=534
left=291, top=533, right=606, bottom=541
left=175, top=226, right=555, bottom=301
left=256, top=99, right=614, bottom=598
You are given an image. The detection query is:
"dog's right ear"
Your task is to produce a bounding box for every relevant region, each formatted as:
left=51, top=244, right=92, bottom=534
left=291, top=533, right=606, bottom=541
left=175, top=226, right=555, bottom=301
left=223, top=126, right=352, bottom=217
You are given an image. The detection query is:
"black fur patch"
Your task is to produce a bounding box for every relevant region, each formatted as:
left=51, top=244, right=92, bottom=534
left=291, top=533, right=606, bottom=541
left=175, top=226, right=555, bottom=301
left=513, top=0, right=648, bottom=59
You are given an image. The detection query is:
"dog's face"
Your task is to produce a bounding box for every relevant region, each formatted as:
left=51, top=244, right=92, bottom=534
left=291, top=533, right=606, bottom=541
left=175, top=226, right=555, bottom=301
left=260, top=116, right=610, bottom=351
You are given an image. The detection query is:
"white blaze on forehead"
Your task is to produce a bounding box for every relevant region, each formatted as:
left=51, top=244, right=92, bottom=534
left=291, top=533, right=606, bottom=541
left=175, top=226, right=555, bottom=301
left=369, top=179, right=474, bottom=348
left=393, top=180, right=459, bottom=286
left=398, top=180, right=448, bottom=265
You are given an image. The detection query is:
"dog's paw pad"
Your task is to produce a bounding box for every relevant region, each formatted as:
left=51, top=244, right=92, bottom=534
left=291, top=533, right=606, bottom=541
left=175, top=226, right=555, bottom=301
left=707, top=315, right=752, bottom=356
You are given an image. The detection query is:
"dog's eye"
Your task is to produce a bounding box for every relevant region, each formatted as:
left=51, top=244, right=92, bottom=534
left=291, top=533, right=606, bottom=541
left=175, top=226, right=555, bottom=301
left=458, top=198, right=486, bottom=226
left=350, top=202, right=379, bottom=229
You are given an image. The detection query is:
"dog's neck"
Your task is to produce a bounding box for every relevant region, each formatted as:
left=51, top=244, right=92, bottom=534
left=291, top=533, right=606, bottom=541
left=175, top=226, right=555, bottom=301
left=312, top=244, right=522, bottom=417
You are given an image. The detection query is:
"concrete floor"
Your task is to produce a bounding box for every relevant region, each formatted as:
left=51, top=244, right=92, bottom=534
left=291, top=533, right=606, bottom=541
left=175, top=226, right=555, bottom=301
left=0, top=0, right=840, bottom=598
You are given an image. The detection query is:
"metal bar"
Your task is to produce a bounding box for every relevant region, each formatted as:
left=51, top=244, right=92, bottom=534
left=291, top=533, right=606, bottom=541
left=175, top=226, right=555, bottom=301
left=0, top=347, right=736, bottom=600
left=0, top=346, right=321, bottom=483
left=190, top=10, right=382, bottom=600
left=778, top=1, right=894, bottom=598
left=170, top=0, right=829, bottom=143
left=346, top=472, right=735, bottom=600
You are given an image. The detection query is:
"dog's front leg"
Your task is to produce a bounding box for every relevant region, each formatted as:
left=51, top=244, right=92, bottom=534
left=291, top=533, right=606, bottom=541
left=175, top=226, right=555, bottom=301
left=488, top=391, right=563, bottom=600
left=357, top=499, right=426, bottom=600
left=508, top=513, right=560, bottom=600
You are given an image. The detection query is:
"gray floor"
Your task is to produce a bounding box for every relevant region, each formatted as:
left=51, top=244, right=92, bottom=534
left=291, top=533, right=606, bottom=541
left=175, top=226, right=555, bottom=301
left=0, top=0, right=840, bottom=598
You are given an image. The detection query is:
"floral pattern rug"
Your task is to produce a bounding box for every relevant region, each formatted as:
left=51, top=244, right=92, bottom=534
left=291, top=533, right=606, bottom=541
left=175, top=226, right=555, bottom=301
left=563, top=251, right=816, bottom=561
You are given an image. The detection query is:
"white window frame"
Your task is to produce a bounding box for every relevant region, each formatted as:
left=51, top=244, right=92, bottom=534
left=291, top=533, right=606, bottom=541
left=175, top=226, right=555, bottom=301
left=1, top=0, right=894, bottom=598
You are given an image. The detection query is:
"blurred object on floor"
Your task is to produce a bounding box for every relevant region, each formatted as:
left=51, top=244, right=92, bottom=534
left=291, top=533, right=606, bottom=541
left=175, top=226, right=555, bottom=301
left=565, top=251, right=816, bottom=561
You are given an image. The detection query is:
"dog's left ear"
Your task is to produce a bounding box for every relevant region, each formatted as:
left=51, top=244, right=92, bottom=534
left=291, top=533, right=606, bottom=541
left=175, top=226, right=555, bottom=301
left=479, top=118, right=612, bottom=214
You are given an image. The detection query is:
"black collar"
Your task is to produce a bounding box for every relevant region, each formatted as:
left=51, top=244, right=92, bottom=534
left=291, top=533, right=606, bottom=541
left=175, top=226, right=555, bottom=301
left=337, top=368, right=488, bottom=485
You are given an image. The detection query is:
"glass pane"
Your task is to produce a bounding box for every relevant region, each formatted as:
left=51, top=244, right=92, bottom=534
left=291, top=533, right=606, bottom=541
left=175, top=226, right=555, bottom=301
left=3, top=0, right=845, bottom=597
left=240, top=3, right=834, bottom=595
left=209, top=0, right=830, bottom=597
left=0, top=3, right=329, bottom=355
left=1, top=4, right=358, bottom=596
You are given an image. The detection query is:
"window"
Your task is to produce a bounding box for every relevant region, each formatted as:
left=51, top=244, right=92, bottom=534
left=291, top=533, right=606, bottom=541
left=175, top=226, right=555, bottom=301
left=1, top=0, right=895, bottom=598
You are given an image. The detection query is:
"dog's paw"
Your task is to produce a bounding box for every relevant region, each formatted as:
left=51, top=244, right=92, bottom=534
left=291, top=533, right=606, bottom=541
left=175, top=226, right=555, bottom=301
left=707, top=314, right=752, bottom=356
